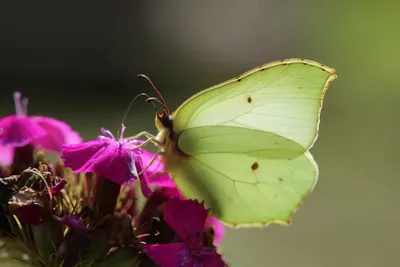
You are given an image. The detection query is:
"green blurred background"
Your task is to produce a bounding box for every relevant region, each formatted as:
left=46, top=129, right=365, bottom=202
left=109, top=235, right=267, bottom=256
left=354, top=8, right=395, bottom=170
left=0, top=1, right=399, bottom=266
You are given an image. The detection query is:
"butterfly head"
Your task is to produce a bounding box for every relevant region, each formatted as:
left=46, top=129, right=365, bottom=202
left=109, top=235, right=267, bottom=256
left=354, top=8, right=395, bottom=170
left=155, top=111, right=173, bottom=131
left=136, top=74, right=173, bottom=131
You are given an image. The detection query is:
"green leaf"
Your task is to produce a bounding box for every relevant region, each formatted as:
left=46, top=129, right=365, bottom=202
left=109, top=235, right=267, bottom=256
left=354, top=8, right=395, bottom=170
left=0, top=237, right=37, bottom=267
left=81, top=230, right=111, bottom=262
left=32, top=217, right=64, bottom=265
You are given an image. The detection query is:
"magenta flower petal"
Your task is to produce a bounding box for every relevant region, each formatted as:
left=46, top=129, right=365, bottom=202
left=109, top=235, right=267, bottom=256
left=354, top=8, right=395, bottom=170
left=132, top=148, right=152, bottom=198
left=145, top=199, right=227, bottom=266
left=62, top=215, right=86, bottom=231
left=61, top=126, right=147, bottom=186
left=205, top=217, right=225, bottom=245
left=61, top=125, right=171, bottom=194
left=158, top=185, right=224, bottom=245
left=128, top=141, right=172, bottom=192
left=0, top=145, right=15, bottom=165
left=0, top=115, right=47, bottom=147
left=163, top=199, right=208, bottom=243
left=141, top=149, right=163, bottom=174
left=203, top=253, right=226, bottom=267
left=139, top=173, right=152, bottom=198
left=143, top=243, right=187, bottom=267
left=93, top=142, right=137, bottom=185
left=31, top=116, right=82, bottom=152
left=161, top=187, right=184, bottom=199
left=61, top=140, right=107, bottom=173
left=148, top=174, right=175, bottom=188
left=141, top=149, right=175, bottom=188
left=62, top=138, right=137, bottom=185
left=47, top=179, right=67, bottom=195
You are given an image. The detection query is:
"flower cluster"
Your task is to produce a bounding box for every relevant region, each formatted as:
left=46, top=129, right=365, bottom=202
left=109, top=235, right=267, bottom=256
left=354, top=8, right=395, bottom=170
left=0, top=92, right=226, bottom=267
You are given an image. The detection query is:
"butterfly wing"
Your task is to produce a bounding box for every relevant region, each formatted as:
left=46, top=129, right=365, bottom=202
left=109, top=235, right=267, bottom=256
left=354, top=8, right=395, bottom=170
left=173, top=58, right=336, bottom=149
left=167, top=59, right=336, bottom=225
left=168, top=126, right=316, bottom=225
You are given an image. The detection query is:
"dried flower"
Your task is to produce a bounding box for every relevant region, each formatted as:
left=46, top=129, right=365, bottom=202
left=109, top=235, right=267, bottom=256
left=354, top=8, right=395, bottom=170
left=143, top=199, right=226, bottom=267
left=9, top=187, right=49, bottom=225
left=0, top=92, right=81, bottom=165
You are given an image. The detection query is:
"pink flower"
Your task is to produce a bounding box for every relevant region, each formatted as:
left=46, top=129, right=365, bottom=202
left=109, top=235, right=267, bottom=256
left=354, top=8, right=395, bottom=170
left=46, top=179, right=67, bottom=195
left=155, top=185, right=225, bottom=245
left=62, top=215, right=86, bottom=231
left=31, top=116, right=82, bottom=152
left=143, top=199, right=226, bottom=267
left=61, top=125, right=172, bottom=198
left=0, top=92, right=82, bottom=164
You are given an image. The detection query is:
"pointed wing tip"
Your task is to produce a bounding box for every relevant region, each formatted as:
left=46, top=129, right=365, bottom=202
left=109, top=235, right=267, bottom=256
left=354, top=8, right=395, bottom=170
left=275, top=58, right=337, bottom=75
left=328, top=72, right=338, bottom=83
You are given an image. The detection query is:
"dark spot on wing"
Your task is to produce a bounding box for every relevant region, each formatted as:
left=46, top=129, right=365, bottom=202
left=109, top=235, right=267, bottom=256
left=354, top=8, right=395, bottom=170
left=247, top=97, right=252, bottom=103
left=238, top=79, right=242, bottom=82
left=251, top=162, right=259, bottom=170
left=278, top=177, right=283, bottom=182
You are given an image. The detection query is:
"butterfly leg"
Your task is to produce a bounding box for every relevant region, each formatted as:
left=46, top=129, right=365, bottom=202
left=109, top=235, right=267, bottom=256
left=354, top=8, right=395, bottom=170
left=137, top=151, right=163, bottom=176
left=127, top=137, right=163, bottom=151
left=124, top=131, right=156, bottom=141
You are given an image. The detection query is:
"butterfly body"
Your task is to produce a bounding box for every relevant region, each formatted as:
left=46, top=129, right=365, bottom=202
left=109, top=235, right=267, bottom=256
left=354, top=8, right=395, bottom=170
left=155, top=112, right=186, bottom=169
left=153, top=58, right=337, bottom=226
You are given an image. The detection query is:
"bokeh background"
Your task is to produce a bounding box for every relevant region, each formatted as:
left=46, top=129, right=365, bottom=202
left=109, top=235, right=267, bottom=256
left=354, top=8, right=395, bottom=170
left=0, top=1, right=399, bottom=266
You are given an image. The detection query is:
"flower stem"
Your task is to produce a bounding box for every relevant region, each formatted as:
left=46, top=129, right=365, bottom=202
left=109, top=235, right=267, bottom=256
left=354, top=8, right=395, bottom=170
left=12, top=145, right=34, bottom=175
left=93, top=176, right=121, bottom=217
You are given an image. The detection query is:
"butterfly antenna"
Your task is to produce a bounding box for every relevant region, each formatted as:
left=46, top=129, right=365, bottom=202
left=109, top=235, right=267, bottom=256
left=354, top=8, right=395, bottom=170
left=117, top=93, right=155, bottom=138
left=137, top=74, right=170, bottom=115
left=145, top=97, right=170, bottom=114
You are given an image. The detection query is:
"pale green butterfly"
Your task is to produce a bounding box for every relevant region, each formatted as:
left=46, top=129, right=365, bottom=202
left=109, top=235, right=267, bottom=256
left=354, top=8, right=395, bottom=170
left=139, top=58, right=336, bottom=227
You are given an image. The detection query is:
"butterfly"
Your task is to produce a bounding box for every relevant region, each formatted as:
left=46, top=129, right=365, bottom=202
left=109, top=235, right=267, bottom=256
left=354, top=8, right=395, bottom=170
left=137, top=58, right=336, bottom=227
